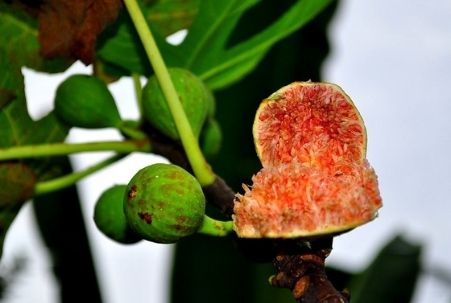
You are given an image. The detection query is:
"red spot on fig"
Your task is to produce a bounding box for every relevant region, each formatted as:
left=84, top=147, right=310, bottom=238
left=138, top=212, right=153, bottom=224
left=127, top=185, right=137, bottom=201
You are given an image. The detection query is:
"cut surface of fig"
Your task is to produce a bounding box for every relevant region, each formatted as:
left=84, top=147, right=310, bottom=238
left=254, top=82, right=366, bottom=168
left=233, top=82, right=381, bottom=238
left=234, top=161, right=381, bottom=238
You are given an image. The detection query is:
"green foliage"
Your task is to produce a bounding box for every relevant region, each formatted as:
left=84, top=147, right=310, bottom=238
left=124, top=163, right=206, bottom=243
left=98, top=0, right=333, bottom=89
left=0, top=4, right=69, bottom=258
left=54, top=74, right=122, bottom=129
left=349, top=235, right=422, bottom=303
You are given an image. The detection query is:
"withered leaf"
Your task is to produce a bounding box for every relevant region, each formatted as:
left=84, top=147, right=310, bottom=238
left=0, top=162, right=36, bottom=208
left=38, top=0, right=122, bottom=64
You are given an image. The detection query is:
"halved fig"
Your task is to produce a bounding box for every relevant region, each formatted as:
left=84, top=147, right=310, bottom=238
left=233, top=82, right=381, bottom=238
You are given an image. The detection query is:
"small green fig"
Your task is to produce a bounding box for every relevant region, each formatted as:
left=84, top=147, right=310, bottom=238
left=94, top=185, right=141, bottom=244
left=141, top=68, right=209, bottom=140
left=200, top=119, right=222, bottom=158
left=124, top=163, right=206, bottom=243
left=54, top=74, right=122, bottom=129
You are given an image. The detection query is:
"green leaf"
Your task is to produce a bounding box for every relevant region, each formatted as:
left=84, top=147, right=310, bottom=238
left=350, top=235, right=422, bottom=303
left=98, top=0, right=333, bottom=89
left=0, top=3, right=71, bottom=261
left=181, top=0, right=333, bottom=90
left=144, top=0, right=199, bottom=36
left=97, top=0, right=198, bottom=76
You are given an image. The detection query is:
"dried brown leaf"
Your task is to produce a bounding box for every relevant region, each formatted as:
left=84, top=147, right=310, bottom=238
left=38, top=0, right=122, bottom=64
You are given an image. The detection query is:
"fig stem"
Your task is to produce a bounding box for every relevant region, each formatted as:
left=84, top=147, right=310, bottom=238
left=197, top=215, right=233, bottom=237
left=124, top=0, right=216, bottom=186
left=34, top=155, right=124, bottom=195
left=0, top=139, right=150, bottom=160
left=117, top=123, right=147, bottom=140
left=131, top=73, right=143, bottom=122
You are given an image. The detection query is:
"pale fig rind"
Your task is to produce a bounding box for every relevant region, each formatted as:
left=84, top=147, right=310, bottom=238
left=94, top=185, right=141, bottom=244
left=124, top=163, right=206, bottom=243
left=142, top=68, right=209, bottom=140
left=233, top=82, right=381, bottom=238
left=54, top=74, right=121, bottom=129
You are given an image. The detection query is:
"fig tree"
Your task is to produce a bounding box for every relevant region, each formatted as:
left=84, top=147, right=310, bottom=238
left=124, top=163, right=206, bottom=243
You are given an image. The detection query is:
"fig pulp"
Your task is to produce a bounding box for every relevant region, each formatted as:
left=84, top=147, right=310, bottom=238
left=124, top=163, right=206, bottom=243
left=233, top=82, right=382, bottom=238
left=142, top=68, right=210, bottom=140
left=54, top=74, right=122, bottom=129
left=94, top=185, right=141, bottom=244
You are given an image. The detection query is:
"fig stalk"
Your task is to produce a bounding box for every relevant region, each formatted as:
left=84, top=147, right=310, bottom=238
left=0, top=139, right=150, bottom=160
left=124, top=0, right=215, bottom=186
left=197, top=216, right=233, bottom=237
left=34, top=154, right=124, bottom=195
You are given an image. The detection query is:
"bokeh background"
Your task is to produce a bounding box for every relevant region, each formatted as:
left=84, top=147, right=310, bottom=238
left=1, top=0, right=451, bottom=302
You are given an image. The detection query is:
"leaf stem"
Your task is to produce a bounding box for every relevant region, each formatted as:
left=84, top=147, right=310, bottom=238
left=0, top=140, right=150, bottom=161
left=123, top=0, right=215, bottom=186
left=34, top=155, right=124, bottom=195
left=197, top=215, right=233, bottom=237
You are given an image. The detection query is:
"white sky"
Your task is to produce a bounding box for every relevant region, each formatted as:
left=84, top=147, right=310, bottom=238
left=1, top=1, right=451, bottom=302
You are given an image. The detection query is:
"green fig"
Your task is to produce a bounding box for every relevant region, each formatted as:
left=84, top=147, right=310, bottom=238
left=141, top=68, right=209, bottom=140
left=94, top=185, right=141, bottom=244
left=200, top=119, right=222, bottom=158
left=124, top=163, right=205, bottom=243
left=54, top=74, right=121, bottom=129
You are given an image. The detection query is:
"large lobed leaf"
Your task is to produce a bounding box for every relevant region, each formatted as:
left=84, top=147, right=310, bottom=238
left=0, top=4, right=71, bottom=258
left=98, top=0, right=333, bottom=89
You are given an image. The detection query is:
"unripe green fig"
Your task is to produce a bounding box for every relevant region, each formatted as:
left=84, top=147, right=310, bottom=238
left=54, top=74, right=121, bottom=129
left=94, top=185, right=141, bottom=244
left=200, top=119, right=222, bottom=158
left=124, top=163, right=206, bottom=243
left=142, top=68, right=209, bottom=140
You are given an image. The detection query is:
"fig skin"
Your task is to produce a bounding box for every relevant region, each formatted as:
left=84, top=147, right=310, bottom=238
left=54, top=74, right=122, bottom=129
left=200, top=118, right=222, bottom=158
left=141, top=68, right=209, bottom=140
left=94, top=185, right=141, bottom=244
left=124, top=163, right=206, bottom=243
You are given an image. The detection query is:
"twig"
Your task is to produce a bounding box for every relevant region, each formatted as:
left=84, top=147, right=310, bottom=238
left=270, top=237, right=349, bottom=303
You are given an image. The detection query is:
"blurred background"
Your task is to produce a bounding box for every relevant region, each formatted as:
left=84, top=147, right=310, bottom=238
left=1, top=0, right=451, bottom=302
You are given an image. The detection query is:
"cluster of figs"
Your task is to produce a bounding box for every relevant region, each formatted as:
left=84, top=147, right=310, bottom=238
left=54, top=67, right=382, bottom=245
left=54, top=68, right=220, bottom=244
